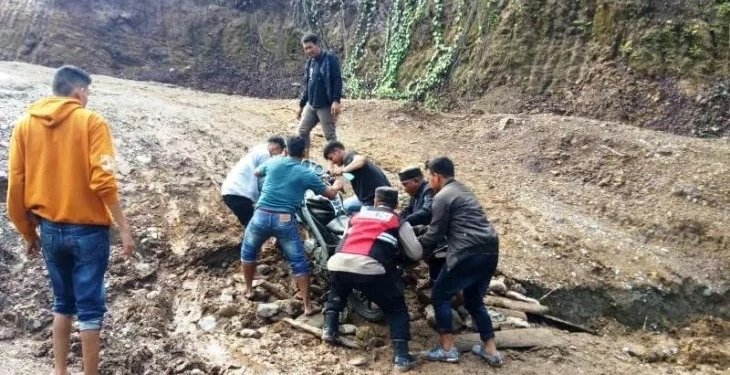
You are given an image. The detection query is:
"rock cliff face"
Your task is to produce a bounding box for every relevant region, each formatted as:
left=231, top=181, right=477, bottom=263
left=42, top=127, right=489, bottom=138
left=1, top=0, right=728, bottom=135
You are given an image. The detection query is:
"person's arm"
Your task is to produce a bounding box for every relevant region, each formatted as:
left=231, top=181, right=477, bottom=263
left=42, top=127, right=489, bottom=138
left=341, top=154, right=367, bottom=174
left=254, top=160, right=270, bottom=178
left=398, top=222, right=423, bottom=262
left=418, top=194, right=450, bottom=252
left=88, top=118, right=134, bottom=256
left=6, top=120, right=40, bottom=256
left=322, top=178, right=343, bottom=199
left=405, top=189, right=434, bottom=226
left=307, top=170, right=343, bottom=199
left=107, top=201, right=134, bottom=256
left=297, top=60, right=310, bottom=119
left=330, top=54, right=343, bottom=117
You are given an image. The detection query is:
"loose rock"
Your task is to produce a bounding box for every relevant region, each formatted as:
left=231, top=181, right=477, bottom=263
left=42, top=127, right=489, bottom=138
left=256, top=302, right=280, bottom=318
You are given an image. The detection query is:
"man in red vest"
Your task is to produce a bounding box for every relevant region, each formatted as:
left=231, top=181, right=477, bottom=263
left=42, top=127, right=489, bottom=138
left=323, top=187, right=422, bottom=371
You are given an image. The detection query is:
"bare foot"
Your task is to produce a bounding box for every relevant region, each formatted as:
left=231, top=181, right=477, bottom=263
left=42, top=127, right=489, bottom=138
left=304, top=305, right=321, bottom=316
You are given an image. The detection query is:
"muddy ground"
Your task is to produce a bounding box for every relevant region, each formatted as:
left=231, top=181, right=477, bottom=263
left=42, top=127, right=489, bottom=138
left=0, top=62, right=728, bottom=374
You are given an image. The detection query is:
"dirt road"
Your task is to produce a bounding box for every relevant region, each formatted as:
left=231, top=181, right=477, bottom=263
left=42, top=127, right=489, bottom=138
left=0, top=62, right=727, bottom=374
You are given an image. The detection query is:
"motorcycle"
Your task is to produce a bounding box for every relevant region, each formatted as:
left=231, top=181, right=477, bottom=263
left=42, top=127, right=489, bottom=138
left=296, top=159, right=385, bottom=322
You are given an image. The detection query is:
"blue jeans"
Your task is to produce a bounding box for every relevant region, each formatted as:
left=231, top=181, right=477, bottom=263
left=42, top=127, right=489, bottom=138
left=241, top=209, right=309, bottom=276
left=432, top=251, right=499, bottom=341
left=40, top=220, right=110, bottom=331
left=343, top=196, right=362, bottom=215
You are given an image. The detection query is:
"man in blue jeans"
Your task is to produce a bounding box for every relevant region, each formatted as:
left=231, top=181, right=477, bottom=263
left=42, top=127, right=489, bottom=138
left=418, top=157, right=503, bottom=367
left=7, top=65, right=134, bottom=375
left=241, top=135, right=343, bottom=315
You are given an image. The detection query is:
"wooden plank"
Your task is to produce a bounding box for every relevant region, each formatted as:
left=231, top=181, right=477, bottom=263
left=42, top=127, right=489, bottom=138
left=454, top=328, right=565, bottom=352
left=485, top=295, right=549, bottom=315
left=533, top=314, right=600, bottom=336
left=492, top=307, right=528, bottom=321
left=282, top=318, right=361, bottom=349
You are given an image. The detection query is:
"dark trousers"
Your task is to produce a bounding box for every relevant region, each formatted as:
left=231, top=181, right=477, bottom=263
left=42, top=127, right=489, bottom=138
left=428, top=256, right=446, bottom=282
left=222, top=194, right=255, bottom=227
left=325, top=271, right=411, bottom=341
left=432, top=251, right=499, bottom=341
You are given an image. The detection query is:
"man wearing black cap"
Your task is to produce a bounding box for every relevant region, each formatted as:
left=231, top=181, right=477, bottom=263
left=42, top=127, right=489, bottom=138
left=398, top=165, right=445, bottom=287
left=323, top=187, right=422, bottom=372
left=398, top=165, right=434, bottom=227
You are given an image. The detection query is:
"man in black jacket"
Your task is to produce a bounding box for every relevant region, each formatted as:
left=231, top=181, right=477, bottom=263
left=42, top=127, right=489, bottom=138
left=398, top=166, right=433, bottom=226
left=418, top=157, right=503, bottom=367
left=296, top=33, right=343, bottom=151
left=398, top=166, right=444, bottom=285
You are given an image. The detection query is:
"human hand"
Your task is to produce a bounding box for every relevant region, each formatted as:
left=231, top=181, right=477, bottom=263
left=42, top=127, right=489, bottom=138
left=120, top=230, right=135, bottom=257
left=24, top=239, right=41, bottom=258
left=330, top=166, right=344, bottom=176
left=332, top=178, right=344, bottom=191
left=331, top=102, right=341, bottom=118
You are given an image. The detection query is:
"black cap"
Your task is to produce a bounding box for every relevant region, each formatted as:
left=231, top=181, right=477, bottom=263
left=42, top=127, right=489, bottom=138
left=375, top=187, right=399, bottom=208
left=398, top=165, right=423, bottom=182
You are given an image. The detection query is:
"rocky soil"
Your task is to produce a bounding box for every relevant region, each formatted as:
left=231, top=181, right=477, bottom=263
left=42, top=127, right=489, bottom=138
left=0, top=62, right=728, bottom=374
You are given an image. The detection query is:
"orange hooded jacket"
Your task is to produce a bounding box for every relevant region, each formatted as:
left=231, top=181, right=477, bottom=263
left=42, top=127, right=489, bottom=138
left=6, top=97, right=119, bottom=241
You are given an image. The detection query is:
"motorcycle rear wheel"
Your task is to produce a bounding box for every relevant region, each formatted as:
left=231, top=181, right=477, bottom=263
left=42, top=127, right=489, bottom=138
left=348, top=291, right=384, bottom=322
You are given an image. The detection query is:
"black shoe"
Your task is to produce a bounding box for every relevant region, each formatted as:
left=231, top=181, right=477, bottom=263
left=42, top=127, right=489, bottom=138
left=322, top=311, right=340, bottom=344
left=393, top=354, right=418, bottom=372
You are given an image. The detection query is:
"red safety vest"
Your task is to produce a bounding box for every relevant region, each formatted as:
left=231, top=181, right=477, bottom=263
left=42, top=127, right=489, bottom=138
left=340, top=208, right=400, bottom=262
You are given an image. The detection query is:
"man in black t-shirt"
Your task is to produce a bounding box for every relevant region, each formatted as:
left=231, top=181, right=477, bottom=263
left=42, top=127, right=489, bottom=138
left=323, top=141, right=390, bottom=214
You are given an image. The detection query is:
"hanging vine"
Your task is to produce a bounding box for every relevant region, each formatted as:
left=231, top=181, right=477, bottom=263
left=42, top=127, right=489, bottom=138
left=301, top=0, right=329, bottom=48
left=374, top=0, right=427, bottom=99
left=344, top=0, right=378, bottom=98
left=406, top=0, right=467, bottom=102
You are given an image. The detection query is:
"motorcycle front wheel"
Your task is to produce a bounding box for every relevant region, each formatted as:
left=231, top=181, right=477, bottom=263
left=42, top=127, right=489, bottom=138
left=348, top=291, right=384, bottom=322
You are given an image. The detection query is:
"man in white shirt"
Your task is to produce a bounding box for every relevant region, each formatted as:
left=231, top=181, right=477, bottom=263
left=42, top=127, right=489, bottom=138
left=221, top=136, right=285, bottom=229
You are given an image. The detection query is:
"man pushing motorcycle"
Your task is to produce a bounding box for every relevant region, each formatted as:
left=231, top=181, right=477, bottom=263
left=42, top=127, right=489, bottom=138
left=322, top=187, right=423, bottom=372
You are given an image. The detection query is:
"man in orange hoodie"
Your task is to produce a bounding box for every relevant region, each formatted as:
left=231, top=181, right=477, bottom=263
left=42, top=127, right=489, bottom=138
left=7, top=65, right=134, bottom=375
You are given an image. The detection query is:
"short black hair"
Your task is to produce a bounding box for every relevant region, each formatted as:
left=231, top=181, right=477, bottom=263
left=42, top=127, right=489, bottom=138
left=427, top=157, right=455, bottom=178
left=52, top=65, right=92, bottom=96
left=323, top=140, right=345, bottom=159
left=286, top=135, right=307, bottom=158
left=301, top=33, right=319, bottom=45
left=375, top=187, right=399, bottom=209
left=267, top=135, right=286, bottom=150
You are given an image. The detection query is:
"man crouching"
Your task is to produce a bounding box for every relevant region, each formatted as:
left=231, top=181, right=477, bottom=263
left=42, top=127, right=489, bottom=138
left=322, top=187, right=422, bottom=372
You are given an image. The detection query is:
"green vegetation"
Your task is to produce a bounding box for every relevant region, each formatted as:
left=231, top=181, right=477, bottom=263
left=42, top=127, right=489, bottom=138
left=343, top=0, right=378, bottom=98
left=374, top=0, right=427, bottom=99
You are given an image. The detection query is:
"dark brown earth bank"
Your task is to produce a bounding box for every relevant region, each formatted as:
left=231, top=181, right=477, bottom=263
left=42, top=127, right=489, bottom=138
left=0, top=0, right=728, bottom=136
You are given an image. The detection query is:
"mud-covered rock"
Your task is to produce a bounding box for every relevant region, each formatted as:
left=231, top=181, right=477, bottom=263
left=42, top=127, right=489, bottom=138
left=256, top=303, right=280, bottom=318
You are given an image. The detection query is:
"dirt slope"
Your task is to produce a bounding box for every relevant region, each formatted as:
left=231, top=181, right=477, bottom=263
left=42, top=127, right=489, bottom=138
left=0, top=62, right=728, bottom=374
left=1, top=0, right=728, bottom=135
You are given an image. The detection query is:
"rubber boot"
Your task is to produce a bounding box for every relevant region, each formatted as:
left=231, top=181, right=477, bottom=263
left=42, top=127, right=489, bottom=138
left=321, top=311, right=340, bottom=344
left=393, top=339, right=417, bottom=372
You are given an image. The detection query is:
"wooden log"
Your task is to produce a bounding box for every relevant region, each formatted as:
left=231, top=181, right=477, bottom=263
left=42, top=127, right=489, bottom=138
left=282, top=318, right=361, bottom=349
left=253, top=280, right=290, bottom=300
left=485, top=295, right=549, bottom=315
left=454, top=328, right=565, bottom=352
left=491, top=307, right=528, bottom=321
left=505, top=290, right=540, bottom=305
